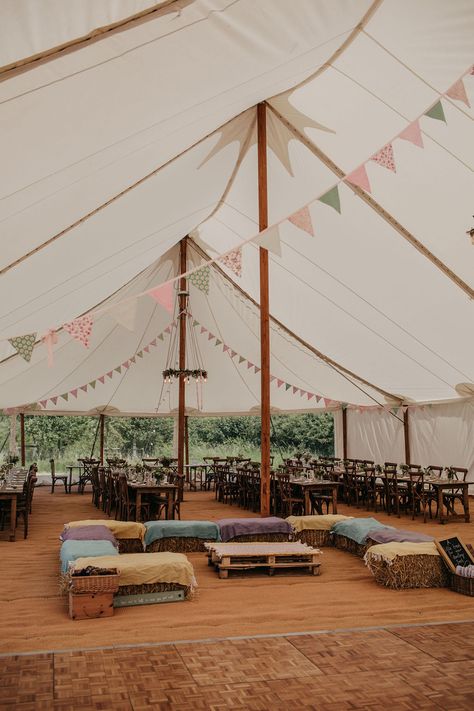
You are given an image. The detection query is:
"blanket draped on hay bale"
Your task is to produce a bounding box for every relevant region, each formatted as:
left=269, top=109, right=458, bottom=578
left=331, top=518, right=387, bottom=557
left=60, top=540, right=118, bottom=573
left=144, top=520, right=219, bottom=552
left=217, top=517, right=293, bottom=542
left=364, top=542, right=449, bottom=589
left=287, top=515, right=353, bottom=547
left=71, top=552, right=197, bottom=598
left=65, top=519, right=146, bottom=542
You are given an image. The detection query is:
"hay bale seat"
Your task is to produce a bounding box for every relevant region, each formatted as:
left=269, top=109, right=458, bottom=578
left=70, top=552, right=197, bottom=601
left=217, top=517, right=293, bottom=543
left=332, top=534, right=369, bottom=558
left=144, top=520, right=220, bottom=553
left=364, top=542, right=449, bottom=589
left=286, top=515, right=353, bottom=548
left=65, top=519, right=146, bottom=553
left=331, top=517, right=386, bottom=558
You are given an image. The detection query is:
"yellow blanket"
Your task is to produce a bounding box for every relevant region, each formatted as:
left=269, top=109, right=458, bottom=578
left=365, top=541, right=439, bottom=562
left=66, top=519, right=146, bottom=542
left=71, top=552, right=196, bottom=588
left=287, top=514, right=353, bottom=532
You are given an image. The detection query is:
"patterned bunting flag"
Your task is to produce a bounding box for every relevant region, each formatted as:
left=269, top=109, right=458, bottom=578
left=200, top=326, right=207, bottom=335
left=318, top=186, right=341, bottom=214
left=345, top=164, right=371, bottom=193
left=398, top=120, right=424, bottom=148
left=219, top=249, right=242, bottom=278
left=189, top=266, right=210, bottom=295
left=254, top=225, right=282, bottom=256
left=8, top=333, right=37, bottom=362
left=424, top=100, right=446, bottom=123
left=288, top=206, right=314, bottom=236
left=446, top=78, right=470, bottom=107
left=63, top=315, right=93, bottom=348
left=122, top=361, right=130, bottom=369
left=149, top=282, right=174, bottom=313
left=371, top=143, right=396, bottom=172
left=157, top=334, right=164, bottom=341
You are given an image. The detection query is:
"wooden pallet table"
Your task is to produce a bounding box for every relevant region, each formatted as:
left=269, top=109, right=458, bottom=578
left=205, top=541, right=321, bottom=578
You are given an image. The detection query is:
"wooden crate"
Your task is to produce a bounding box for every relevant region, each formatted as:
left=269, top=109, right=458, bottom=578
left=205, top=542, right=321, bottom=579
left=68, top=591, right=114, bottom=620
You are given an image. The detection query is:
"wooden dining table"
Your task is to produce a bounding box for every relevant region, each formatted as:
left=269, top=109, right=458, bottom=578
left=291, top=479, right=341, bottom=516
left=0, top=486, right=21, bottom=541
left=127, top=482, right=178, bottom=521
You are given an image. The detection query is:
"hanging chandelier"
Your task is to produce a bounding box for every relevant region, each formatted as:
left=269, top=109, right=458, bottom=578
left=162, top=290, right=207, bottom=385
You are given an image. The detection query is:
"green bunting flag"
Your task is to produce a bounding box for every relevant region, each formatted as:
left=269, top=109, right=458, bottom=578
left=424, top=100, right=446, bottom=123
left=61, top=393, right=69, bottom=401
left=318, top=186, right=341, bottom=214
left=90, top=380, right=96, bottom=389
left=285, top=383, right=291, bottom=391
left=193, top=319, right=199, bottom=327
left=114, top=366, right=122, bottom=374
left=8, top=333, right=37, bottom=362
left=215, top=339, right=222, bottom=347
left=158, top=333, right=164, bottom=341
left=137, top=351, right=143, bottom=358
left=189, top=266, right=210, bottom=295
left=239, top=356, right=245, bottom=364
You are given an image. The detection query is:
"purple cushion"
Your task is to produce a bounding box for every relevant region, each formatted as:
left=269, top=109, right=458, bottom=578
left=217, top=517, right=292, bottom=542
left=60, top=525, right=118, bottom=548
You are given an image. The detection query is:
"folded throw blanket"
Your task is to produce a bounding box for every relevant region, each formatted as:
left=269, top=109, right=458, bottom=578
left=217, top=517, right=292, bottom=542
left=65, top=519, right=146, bottom=542
left=60, top=540, right=118, bottom=573
left=287, top=514, right=352, bottom=532
left=60, top=525, right=118, bottom=547
left=455, top=564, right=474, bottom=578
left=364, top=541, right=439, bottom=563
left=71, top=552, right=196, bottom=589
left=331, top=517, right=386, bottom=544
left=144, top=520, right=220, bottom=546
left=367, top=527, right=434, bottom=544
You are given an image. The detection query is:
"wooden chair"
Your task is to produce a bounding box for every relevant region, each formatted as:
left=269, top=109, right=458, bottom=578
left=50, top=459, right=68, bottom=494
left=384, top=471, right=409, bottom=517
left=118, top=475, right=150, bottom=521
left=1, top=475, right=37, bottom=539
left=90, top=466, right=101, bottom=508
left=77, top=458, right=100, bottom=494
left=427, top=465, right=443, bottom=476
left=443, top=467, right=468, bottom=516
left=276, top=473, right=304, bottom=517
left=409, top=471, right=436, bottom=523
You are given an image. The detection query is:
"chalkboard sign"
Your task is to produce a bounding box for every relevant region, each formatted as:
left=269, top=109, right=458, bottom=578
left=435, top=537, right=474, bottom=573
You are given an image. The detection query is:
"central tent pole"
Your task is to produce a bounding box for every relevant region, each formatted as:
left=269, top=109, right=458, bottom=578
left=99, top=414, right=105, bottom=465
left=177, top=237, right=187, bottom=481
left=403, top=407, right=410, bottom=465
left=20, top=413, right=26, bottom=466
left=258, top=102, right=271, bottom=517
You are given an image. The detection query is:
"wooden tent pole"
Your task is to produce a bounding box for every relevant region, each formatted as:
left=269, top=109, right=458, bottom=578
left=403, top=408, right=410, bottom=465
left=178, top=237, right=188, bottom=481
left=257, top=103, right=271, bottom=517
left=342, top=407, right=348, bottom=460
left=184, top=416, right=189, bottom=467
left=20, top=413, right=26, bottom=466
left=99, top=414, right=105, bottom=465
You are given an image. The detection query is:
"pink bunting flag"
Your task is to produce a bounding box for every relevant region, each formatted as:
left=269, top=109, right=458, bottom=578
left=247, top=361, right=253, bottom=369
left=41, top=329, right=58, bottom=367
left=230, top=350, right=237, bottom=358
left=446, top=78, right=470, bottom=107
left=80, top=385, right=88, bottom=393
left=129, top=356, right=136, bottom=364
left=122, top=361, right=130, bottom=369
left=398, top=120, right=424, bottom=148
left=219, top=248, right=242, bottom=278
left=254, top=366, right=260, bottom=374
left=299, top=390, right=306, bottom=397
left=223, top=345, right=230, bottom=353
left=40, top=400, right=48, bottom=409
left=106, top=371, right=113, bottom=379
left=323, top=398, right=332, bottom=407
left=371, top=143, right=396, bottom=172
left=270, top=376, right=275, bottom=382
left=150, top=339, right=157, bottom=347
left=98, top=376, right=105, bottom=384
left=143, top=345, right=150, bottom=353
left=51, top=396, right=58, bottom=406
left=292, top=386, right=299, bottom=395
left=70, top=389, right=78, bottom=399
left=315, top=395, right=321, bottom=403
left=200, top=326, right=207, bottom=335
left=164, top=326, right=171, bottom=335
left=277, top=379, right=284, bottom=388
left=307, top=393, right=314, bottom=401
left=345, top=164, right=371, bottom=193
left=63, top=315, right=93, bottom=348
left=288, top=205, right=314, bottom=236
left=148, top=282, right=173, bottom=313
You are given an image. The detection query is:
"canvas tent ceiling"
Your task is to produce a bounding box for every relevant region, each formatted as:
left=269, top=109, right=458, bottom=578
left=0, top=0, right=473, bottom=417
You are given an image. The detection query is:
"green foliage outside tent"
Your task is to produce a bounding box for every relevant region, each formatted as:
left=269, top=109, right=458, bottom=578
left=0, top=412, right=334, bottom=471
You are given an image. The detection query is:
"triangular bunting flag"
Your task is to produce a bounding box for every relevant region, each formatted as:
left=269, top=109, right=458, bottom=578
left=149, top=282, right=174, bottom=313
left=270, top=375, right=275, bottom=382
left=98, top=376, right=105, bottom=384
left=61, top=393, right=69, bottom=401
left=238, top=356, right=245, bottom=364
left=446, top=78, right=470, bottom=107
left=80, top=385, right=88, bottom=393
left=51, top=396, right=58, bottom=405
left=189, top=266, right=210, bottom=295
left=40, top=400, right=48, bottom=408
left=299, top=389, right=306, bottom=397
left=230, top=350, right=237, bottom=358
left=323, top=398, right=332, bottom=407
left=254, top=225, right=282, bottom=257
left=254, top=365, right=260, bottom=374
left=136, top=351, right=143, bottom=358
left=114, top=367, right=122, bottom=374
left=277, top=379, right=284, bottom=388
left=288, top=205, right=314, bottom=236
left=8, top=333, right=37, bottom=362
left=200, top=326, right=207, bottom=334
left=424, top=100, right=446, bottom=123
left=219, top=248, right=242, bottom=278
left=111, top=299, right=138, bottom=331
left=89, top=380, right=96, bottom=389
left=398, top=120, right=424, bottom=148
left=158, top=334, right=164, bottom=341
left=63, top=315, right=93, bottom=348
left=318, top=186, right=341, bottom=214
left=285, top=383, right=291, bottom=391
left=129, top=356, right=136, bottom=364
left=70, top=389, right=78, bottom=399
left=371, top=143, right=396, bottom=172
left=106, top=371, right=113, bottom=379
left=345, top=164, right=371, bottom=193
left=150, top=339, right=157, bottom=346
left=247, top=361, right=253, bottom=369
left=122, top=361, right=130, bottom=369
left=307, top=393, right=314, bottom=401
left=192, top=319, right=199, bottom=327
left=143, top=346, right=150, bottom=353
left=223, top=345, right=229, bottom=353
left=315, top=395, right=321, bottom=403
left=292, top=386, right=299, bottom=394
left=164, top=326, right=171, bottom=335
left=208, top=332, right=214, bottom=341
left=215, top=339, right=222, bottom=347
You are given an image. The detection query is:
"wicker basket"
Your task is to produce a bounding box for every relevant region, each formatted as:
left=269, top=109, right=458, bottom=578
left=450, top=572, right=474, bottom=596
left=70, top=571, right=120, bottom=594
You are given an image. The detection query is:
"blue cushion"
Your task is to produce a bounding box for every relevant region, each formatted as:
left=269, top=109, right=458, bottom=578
left=60, top=540, right=118, bottom=573
left=331, top=517, right=387, bottom=544
left=144, top=520, right=220, bottom=547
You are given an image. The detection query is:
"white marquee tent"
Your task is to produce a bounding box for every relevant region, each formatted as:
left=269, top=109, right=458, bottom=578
left=0, top=1, right=473, bottom=477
